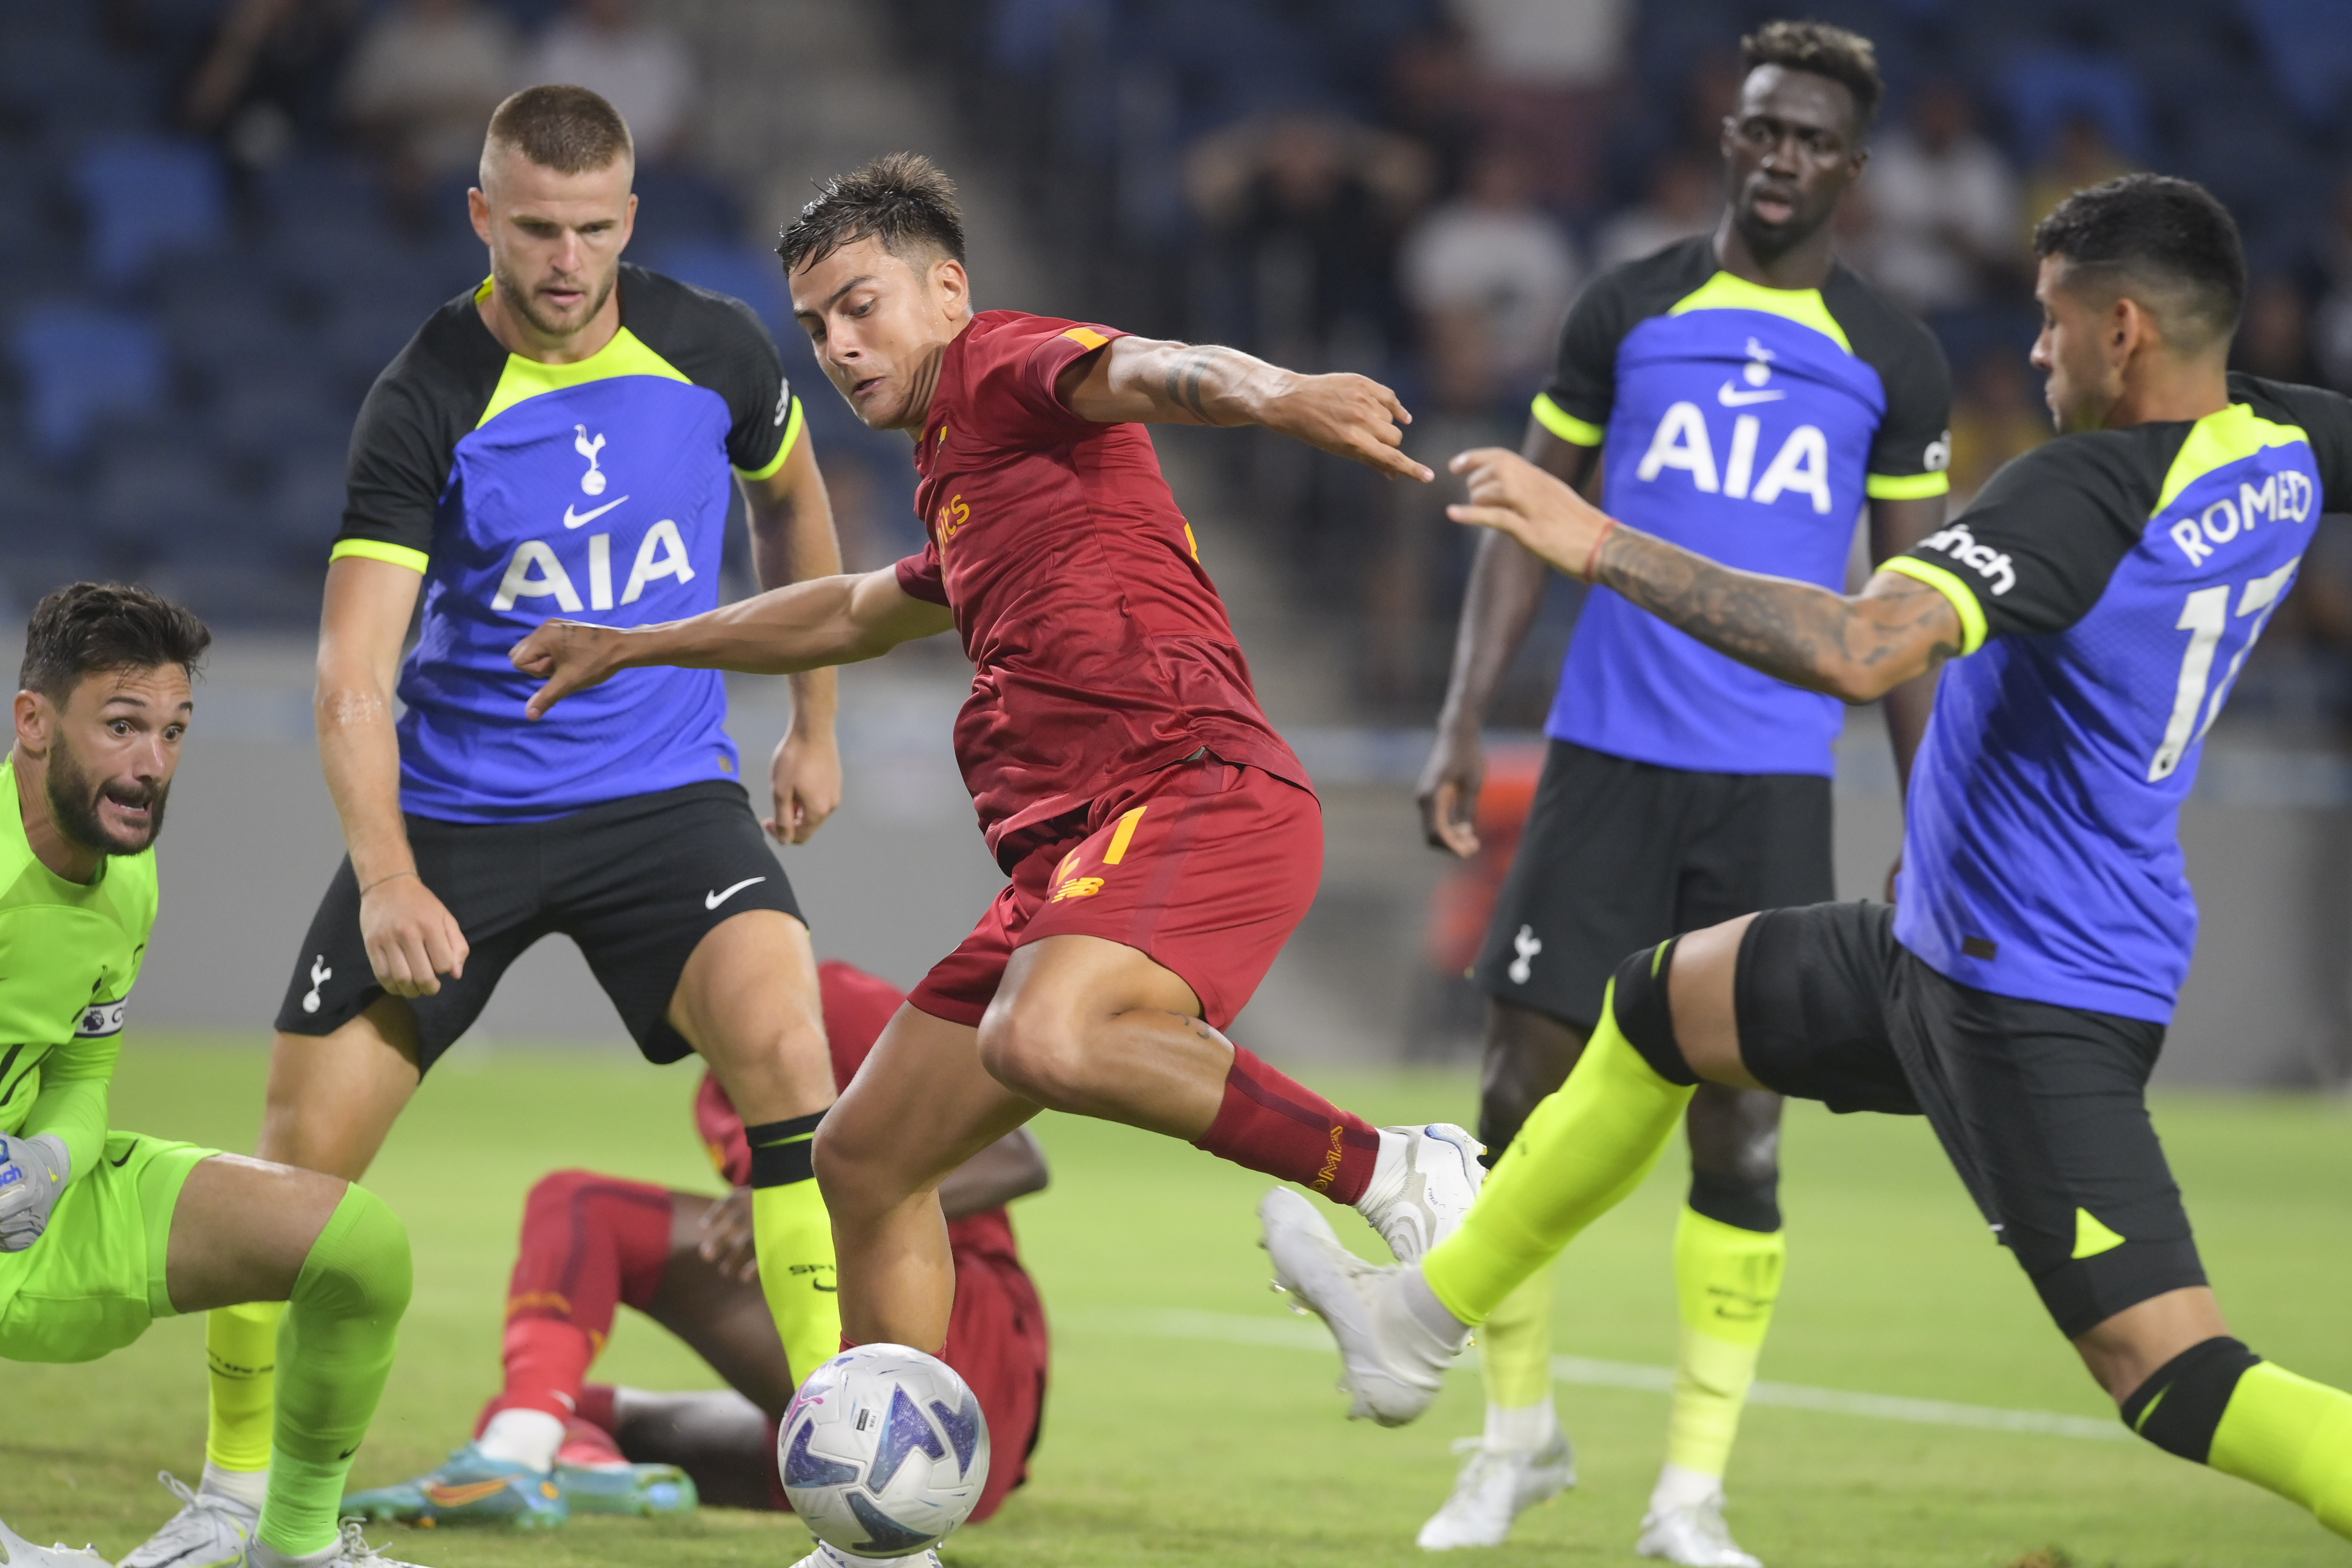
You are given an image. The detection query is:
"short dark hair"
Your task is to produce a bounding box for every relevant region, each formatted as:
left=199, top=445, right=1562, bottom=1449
left=777, top=152, right=966, bottom=274
left=485, top=84, right=633, bottom=177
left=2034, top=174, right=2246, bottom=352
left=1742, top=19, right=1883, bottom=129
left=20, top=583, right=211, bottom=703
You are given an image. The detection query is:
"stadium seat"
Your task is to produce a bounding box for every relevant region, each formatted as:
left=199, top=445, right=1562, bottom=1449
left=2241, top=0, right=2352, bottom=130
left=646, top=240, right=790, bottom=339
left=72, top=136, right=229, bottom=286
left=1995, top=49, right=2155, bottom=166
left=8, top=302, right=169, bottom=459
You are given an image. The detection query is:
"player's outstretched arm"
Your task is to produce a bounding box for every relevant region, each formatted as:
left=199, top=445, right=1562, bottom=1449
left=742, top=433, right=845, bottom=844
left=510, top=567, right=955, bottom=719
left=1057, top=335, right=1435, bottom=483
left=1448, top=448, right=1964, bottom=704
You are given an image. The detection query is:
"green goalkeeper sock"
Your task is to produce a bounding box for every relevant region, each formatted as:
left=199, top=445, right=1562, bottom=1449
left=1663, top=1208, right=1785, bottom=1481
left=746, top=1112, right=841, bottom=1386
left=1423, top=969, right=1694, bottom=1326
left=257, top=1185, right=412, bottom=1557
left=206, top=1300, right=285, bottom=1475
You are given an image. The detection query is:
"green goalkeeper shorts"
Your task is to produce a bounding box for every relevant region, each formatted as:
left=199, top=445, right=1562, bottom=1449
left=0, top=1131, right=212, bottom=1364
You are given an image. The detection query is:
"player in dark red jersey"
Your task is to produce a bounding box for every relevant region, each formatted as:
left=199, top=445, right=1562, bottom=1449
left=343, top=961, right=1049, bottom=1528
left=510, top=153, right=1484, bottom=1378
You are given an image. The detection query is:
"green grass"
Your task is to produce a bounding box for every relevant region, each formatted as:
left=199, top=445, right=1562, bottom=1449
left=8, top=1036, right=2352, bottom=1567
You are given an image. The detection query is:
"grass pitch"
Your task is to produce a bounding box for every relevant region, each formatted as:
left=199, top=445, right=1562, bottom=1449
left=6, top=1035, right=2350, bottom=1568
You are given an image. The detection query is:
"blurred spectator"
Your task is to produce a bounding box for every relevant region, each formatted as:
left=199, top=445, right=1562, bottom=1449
left=2313, top=178, right=2352, bottom=392
left=181, top=0, right=361, bottom=169
left=1186, top=112, right=1432, bottom=368
left=2235, top=276, right=2319, bottom=385
left=1399, top=144, right=1580, bottom=411
left=1945, top=348, right=2050, bottom=503
left=1446, top=0, right=1628, bottom=209
left=1593, top=154, right=1716, bottom=272
left=1859, top=81, right=2019, bottom=314
left=339, top=0, right=517, bottom=184
left=1385, top=23, right=1482, bottom=196
left=516, top=0, right=696, bottom=163
left=2019, top=114, right=2133, bottom=250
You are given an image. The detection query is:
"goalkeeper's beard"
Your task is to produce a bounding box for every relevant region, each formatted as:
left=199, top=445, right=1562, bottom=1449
left=47, top=738, right=168, bottom=856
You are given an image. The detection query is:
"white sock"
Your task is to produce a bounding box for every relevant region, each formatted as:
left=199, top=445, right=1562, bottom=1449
left=1649, top=1460, right=1724, bottom=1513
left=1355, top=1128, right=1411, bottom=1214
left=475, top=1408, right=566, bottom=1472
left=1484, top=1399, right=1559, bottom=1454
left=199, top=1460, right=268, bottom=1513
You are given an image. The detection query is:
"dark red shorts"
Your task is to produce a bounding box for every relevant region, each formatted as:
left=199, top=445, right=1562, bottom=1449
left=942, top=1214, right=1049, bottom=1522
left=908, top=757, right=1322, bottom=1030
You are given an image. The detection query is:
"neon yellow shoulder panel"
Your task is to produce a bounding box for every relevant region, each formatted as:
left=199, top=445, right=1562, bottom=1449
left=1666, top=272, right=1852, bottom=354
left=476, top=327, right=692, bottom=430
left=2152, top=403, right=2310, bottom=515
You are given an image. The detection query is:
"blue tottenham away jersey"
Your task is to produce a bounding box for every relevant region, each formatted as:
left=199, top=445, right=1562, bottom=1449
left=1532, top=239, right=1952, bottom=775
left=332, top=266, right=803, bottom=822
left=1889, top=376, right=2352, bottom=1022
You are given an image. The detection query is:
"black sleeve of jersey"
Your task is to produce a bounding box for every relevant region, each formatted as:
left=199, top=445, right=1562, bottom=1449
left=1898, top=430, right=2161, bottom=642
left=1827, top=269, right=1953, bottom=484
left=337, top=302, right=495, bottom=559
left=625, top=268, right=795, bottom=476
left=2231, top=373, right=2352, bottom=510
left=1538, top=272, right=1631, bottom=434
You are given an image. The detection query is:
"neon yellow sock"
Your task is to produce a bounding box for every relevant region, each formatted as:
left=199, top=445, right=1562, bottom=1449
left=258, top=1186, right=412, bottom=1556
left=752, top=1179, right=841, bottom=1387
left=1477, top=1269, right=1555, bottom=1413
left=2211, top=1362, right=2352, bottom=1537
left=1663, top=1207, right=1785, bottom=1478
left=206, top=1301, right=286, bottom=1473
left=1423, top=981, right=1693, bottom=1326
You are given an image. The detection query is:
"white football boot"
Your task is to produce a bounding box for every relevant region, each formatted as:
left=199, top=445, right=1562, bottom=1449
left=788, top=1546, right=943, bottom=1568
left=1637, top=1492, right=1763, bottom=1568
left=244, top=1521, right=434, bottom=1568
left=1415, top=1434, right=1576, bottom=1549
left=1260, top=1187, right=1465, bottom=1426
left=119, top=1475, right=254, bottom=1568
left=0, top=1516, right=113, bottom=1568
left=1355, top=1124, right=1485, bottom=1263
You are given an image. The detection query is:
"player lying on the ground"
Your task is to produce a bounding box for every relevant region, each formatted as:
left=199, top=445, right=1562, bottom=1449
left=342, top=960, right=1049, bottom=1529
left=509, top=154, right=1483, bottom=1477
left=1263, top=174, right=2352, bottom=1548
left=1410, top=21, right=1948, bottom=1565
left=136, top=84, right=853, bottom=1568
left=0, top=584, right=424, bottom=1568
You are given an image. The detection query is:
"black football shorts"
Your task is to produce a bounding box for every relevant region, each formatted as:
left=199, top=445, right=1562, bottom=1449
left=1731, top=898, right=2205, bottom=1338
left=274, top=780, right=804, bottom=1071
left=1478, top=739, right=1833, bottom=1030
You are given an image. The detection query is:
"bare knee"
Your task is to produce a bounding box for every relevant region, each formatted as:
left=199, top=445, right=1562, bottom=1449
left=975, top=995, right=1092, bottom=1110
left=813, top=1116, right=917, bottom=1222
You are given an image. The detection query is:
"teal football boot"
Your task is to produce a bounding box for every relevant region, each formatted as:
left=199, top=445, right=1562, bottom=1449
left=341, top=1444, right=569, bottom=1528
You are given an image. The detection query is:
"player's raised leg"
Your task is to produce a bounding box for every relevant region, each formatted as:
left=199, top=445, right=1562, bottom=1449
left=661, top=909, right=841, bottom=1410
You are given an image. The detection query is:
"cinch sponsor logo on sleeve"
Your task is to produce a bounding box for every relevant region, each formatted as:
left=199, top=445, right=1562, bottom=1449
left=75, top=1000, right=126, bottom=1038
left=1919, top=521, right=2015, bottom=596
left=2167, top=471, right=2316, bottom=566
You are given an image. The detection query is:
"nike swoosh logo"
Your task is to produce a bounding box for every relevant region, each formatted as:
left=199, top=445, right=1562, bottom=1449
left=338, top=1445, right=359, bottom=1460
left=1717, top=383, right=1786, bottom=406
left=705, top=877, right=766, bottom=910
left=563, top=495, right=629, bottom=528
left=109, top=1141, right=138, bottom=1167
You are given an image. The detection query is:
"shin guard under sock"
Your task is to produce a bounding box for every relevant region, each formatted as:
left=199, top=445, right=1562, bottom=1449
left=206, top=1301, right=286, bottom=1475
left=257, top=1185, right=412, bottom=1557
left=746, top=1113, right=841, bottom=1390
left=1193, top=1045, right=1381, bottom=1203
left=1423, top=961, right=1696, bottom=1327
left=1663, top=1206, right=1785, bottom=1481
left=2129, top=1342, right=2352, bottom=1538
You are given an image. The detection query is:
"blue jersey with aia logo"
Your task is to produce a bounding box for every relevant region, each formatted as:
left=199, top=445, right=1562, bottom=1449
left=333, top=266, right=803, bottom=822
left=1889, top=376, right=2352, bottom=1021
left=1533, top=238, right=1951, bottom=775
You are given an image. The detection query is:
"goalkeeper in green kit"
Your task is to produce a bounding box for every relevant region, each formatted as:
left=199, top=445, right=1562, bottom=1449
left=0, top=584, right=424, bottom=1568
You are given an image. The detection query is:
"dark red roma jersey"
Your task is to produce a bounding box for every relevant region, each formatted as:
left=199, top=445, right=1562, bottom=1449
left=893, top=310, right=1310, bottom=865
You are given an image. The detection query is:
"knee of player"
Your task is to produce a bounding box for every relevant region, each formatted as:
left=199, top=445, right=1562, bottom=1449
left=975, top=1004, right=1089, bottom=1108
left=522, top=1168, right=604, bottom=1222
left=300, top=1183, right=414, bottom=1323
left=811, top=1118, right=886, bottom=1214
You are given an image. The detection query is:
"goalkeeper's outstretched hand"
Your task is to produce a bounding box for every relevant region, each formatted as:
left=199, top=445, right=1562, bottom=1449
left=0, top=1133, right=70, bottom=1252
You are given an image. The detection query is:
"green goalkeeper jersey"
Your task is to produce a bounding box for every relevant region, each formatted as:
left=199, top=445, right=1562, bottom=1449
left=0, top=757, right=158, bottom=1181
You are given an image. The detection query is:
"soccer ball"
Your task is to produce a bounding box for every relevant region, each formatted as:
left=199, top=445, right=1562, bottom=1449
left=778, top=1344, right=991, bottom=1557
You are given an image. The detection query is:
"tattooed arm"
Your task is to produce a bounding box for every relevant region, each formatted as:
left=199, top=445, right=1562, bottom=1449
left=1055, top=335, right=1434, bottom=481
left=1447, top=448, right=1965, bottom=704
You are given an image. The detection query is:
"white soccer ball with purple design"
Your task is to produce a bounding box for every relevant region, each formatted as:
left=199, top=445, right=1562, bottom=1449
left=778, top=1343, right=991, bottom=1557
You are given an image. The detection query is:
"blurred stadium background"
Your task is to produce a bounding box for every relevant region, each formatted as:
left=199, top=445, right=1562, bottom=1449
left=7, top=0, right=2352, bottom=1082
